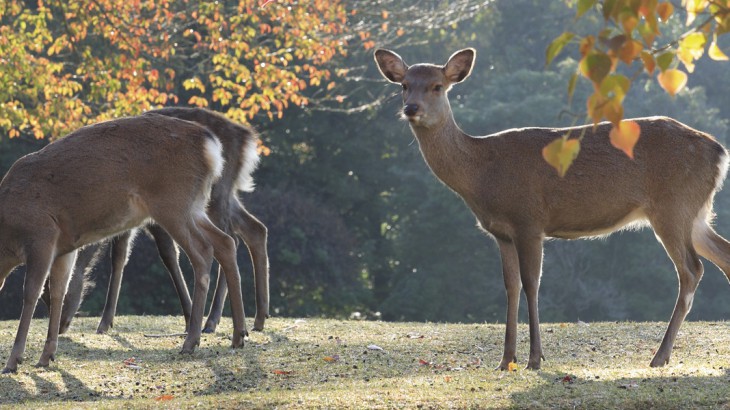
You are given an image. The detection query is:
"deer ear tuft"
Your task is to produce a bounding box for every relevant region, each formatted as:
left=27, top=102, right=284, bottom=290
left=374, top=49, right=409, bottom=83
left=443, top=48, right=476, bottom=84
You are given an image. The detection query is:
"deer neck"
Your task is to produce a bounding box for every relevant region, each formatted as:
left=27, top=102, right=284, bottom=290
left=409, top=114, right=477, bottom=195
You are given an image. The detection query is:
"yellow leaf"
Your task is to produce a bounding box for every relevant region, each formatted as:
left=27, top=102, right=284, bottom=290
left=507, top=362, right=518, bottom=372
left=709, top=40, right=729, bottom=61
left=542, top=136, right=581, bottom=177
left=657, top=68, right=687, bottom=96
left=685, top=0, right=708, bottom=25
left=609, top=120, right=641, bottom=159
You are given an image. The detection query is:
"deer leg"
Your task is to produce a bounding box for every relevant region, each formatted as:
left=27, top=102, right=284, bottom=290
left=203, top=268, right=227, bottom=333
left=148, top=224, right=192, bottom=331
left=495, top=237, right=521, bottom=370
left=233, top=204, right=269, bottom=331
left=199, top=217, right=246, bottom=347
left=515, top=234, right=545, bottom=370
left=651, top=227, right=703, bottom=367
left=38, top=250, right=77, bottom=368
left=59, top=243, right=104, bottom=334
left=156, top=218, right=214, bottom=353
left=97, top=230, right=134, bottom=334
left=3, top=247, right=54, bottom=373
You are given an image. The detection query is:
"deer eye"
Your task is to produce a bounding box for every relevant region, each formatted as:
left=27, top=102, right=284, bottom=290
left=433, top=84, right=443, bottom=92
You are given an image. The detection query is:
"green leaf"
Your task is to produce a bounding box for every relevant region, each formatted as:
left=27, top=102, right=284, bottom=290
left=567, top=72, right=578, bottom=104
left=599, top=74, right=630, bottom=103
left=579, top=52, right=612, bottom=84
left=546, top=32, right=575, bottom=66
left=576, top=0, right=597, bottom=18
left=656, top=52, right=674, bottom=71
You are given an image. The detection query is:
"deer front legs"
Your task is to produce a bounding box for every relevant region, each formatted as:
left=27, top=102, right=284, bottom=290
left=38, top=251, right=77, bottom=368
left=496, top=237, right=521, bottom=370
left=2, top=245, right=75, bottom=374
left=495, top=234, right=545, bottom=370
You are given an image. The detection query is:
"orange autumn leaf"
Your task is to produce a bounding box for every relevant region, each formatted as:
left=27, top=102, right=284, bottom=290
left=640, top=50, right=656, bottom=74
left=323, top=355, right=339, bottom=362
left=609, top=120, right=641, bottom=159
left=507, top=362, right=518, bottom=372
left=656, top=2, right=674, bottom=21
left=273, top=369, right=293, bottom=375
left=542, top=136, right=581, bottom=177
left=657, top=68, right=688, bottom=96
left=155, top=395, right=175, bottom=402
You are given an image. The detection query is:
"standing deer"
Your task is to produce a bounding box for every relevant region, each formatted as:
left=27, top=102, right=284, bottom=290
left=374, top=48, right=730, bottom=369
left=52, top=107, right=270, bottom=335
left=0, top=114, right=247, bottom=373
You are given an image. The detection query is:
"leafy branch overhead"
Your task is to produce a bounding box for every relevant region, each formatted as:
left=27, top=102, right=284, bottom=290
left=544, top=0, right=730, bottom=176
left=0, top=0, right=349, bottom=140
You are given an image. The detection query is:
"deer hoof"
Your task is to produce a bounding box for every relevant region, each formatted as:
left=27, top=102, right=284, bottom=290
left=202, top=327, right=215, bottom=334
left=1, top=366, right=17, bottom=374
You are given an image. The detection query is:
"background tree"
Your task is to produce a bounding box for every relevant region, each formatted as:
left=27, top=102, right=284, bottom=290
left=2, top=0, right=730, bottom=326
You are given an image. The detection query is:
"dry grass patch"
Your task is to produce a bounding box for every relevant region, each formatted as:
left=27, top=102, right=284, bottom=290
left=1, top=316, right=730, bottom=409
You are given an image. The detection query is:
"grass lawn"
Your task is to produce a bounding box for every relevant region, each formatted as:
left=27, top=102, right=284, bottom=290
left=1, top=316, right=730, bottom=409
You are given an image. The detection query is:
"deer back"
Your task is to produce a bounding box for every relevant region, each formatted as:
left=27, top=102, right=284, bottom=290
left=0, top=114, right=223, bottom=254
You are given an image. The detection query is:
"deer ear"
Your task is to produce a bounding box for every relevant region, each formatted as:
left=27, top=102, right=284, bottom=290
left=374, top=49, right=409, bottom=83
left=443, top=48, right=475, bottom=84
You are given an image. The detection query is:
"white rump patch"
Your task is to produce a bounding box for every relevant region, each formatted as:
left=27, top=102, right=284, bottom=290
left=715, top=149, right=729, bottom=192
left=235, top=138, right=261, bottom=192
left=203, top=135, right=225, bottom=180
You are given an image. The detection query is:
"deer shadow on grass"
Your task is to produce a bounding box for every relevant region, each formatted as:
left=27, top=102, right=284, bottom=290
left=0, top=318, right=271, bottom=406
left=508, top=369, right=730, bottom=409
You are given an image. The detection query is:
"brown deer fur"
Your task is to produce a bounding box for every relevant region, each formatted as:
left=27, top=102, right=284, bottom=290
left=0, top=114, right=246, bottom=373
left=375, top=47, right=730, bottom=369
left=53, top=108, right=269, bottom=336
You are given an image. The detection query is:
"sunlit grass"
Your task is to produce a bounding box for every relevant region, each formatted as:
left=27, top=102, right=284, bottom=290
left=1, top=316, right=730, bottom=409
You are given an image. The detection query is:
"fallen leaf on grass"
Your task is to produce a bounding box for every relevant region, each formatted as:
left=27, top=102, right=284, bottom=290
left=560, top=375, right=576, bottom=384
left=273, top=369, right=293, bottom=375
left=418, top=359, right=431, bottom=366
left=367, top=344, right=384, bottom=351
left=123, top=357, right=143, bottom=370
left=323, top=355, right=340, bottom=363
left=154, top=394, right=174, bottom=401
left=444, top=376, right=452, bottom=383
left=406, top=332, right=425, bottom=339
left=507, top=362, right=518, bottom=372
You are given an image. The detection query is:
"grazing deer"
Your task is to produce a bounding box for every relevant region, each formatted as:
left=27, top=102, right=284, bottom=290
left=52, top=107, right=270, bottom=335
left=0, top=114, right=247, bottom=373
left=374, top=48, right=730, bottom=369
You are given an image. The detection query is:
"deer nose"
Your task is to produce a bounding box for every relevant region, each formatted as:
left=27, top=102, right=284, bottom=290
left=403, top=104, right=419, bottom=117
